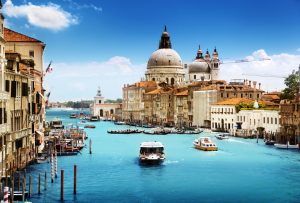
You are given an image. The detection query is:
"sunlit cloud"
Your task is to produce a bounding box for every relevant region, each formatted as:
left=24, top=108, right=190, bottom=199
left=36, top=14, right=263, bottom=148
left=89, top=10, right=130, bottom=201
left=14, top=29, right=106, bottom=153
left=3, top=0, right=78, bottom=31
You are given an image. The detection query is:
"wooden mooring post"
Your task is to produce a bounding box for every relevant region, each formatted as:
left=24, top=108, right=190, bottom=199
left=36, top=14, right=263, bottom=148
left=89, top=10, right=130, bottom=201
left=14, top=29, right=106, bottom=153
left=44, top=171, right=47, bottom=190
left=10, top=176, right=14, bottom=203
left=22, top=176, right=25, bottom=202
left=89, top=139, right=92, bottom=154
left=29, top=175, right=32, bottom=197
left=38, top=173, right=41, bottom=195
left=61, top=170, right=64, bottom=201
left=74, top=165, right=77, bottom=195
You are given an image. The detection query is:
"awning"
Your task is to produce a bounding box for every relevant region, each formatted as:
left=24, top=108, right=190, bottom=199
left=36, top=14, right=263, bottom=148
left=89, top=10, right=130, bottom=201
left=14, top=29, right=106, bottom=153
left=35, top=131, right=44, bottom=137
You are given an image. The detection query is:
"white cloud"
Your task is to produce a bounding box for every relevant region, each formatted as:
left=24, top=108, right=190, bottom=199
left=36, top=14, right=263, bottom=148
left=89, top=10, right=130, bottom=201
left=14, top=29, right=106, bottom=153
left=220, top=49, right=300, bottom=92
left=63, top=0, right=102, bottom=12
left=3, top=0, right=78, bottom=31
left=44, top=56, right=145, bottom=102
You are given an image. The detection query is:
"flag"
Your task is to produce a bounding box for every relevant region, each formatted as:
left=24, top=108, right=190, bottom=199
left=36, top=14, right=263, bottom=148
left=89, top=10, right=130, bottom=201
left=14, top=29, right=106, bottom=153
left=44, top=61, right=53, bottom=76
left=46, top=92, right=51, bottom=98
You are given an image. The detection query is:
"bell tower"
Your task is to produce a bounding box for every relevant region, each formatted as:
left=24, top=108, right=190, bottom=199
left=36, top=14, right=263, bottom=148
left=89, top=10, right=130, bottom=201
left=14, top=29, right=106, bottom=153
left=211, top=47, right=220, bottom=80
left=94, top=87, right=104, bottom=104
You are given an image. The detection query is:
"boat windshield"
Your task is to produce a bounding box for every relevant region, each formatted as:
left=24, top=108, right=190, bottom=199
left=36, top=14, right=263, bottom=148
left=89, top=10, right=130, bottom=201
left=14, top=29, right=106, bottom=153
left=140, top=147, right=164, bottom=154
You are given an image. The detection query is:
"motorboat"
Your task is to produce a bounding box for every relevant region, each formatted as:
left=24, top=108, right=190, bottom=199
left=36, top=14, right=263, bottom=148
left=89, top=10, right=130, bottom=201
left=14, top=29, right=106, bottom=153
left=49, top=119, right=64, bottom=129
left=36, top=155, right=48, bottom=164
left=265, top=140, right=276, bottom=145
left=84, top=124, right=96, bottom=129
left=70, top=113, right=77, bottom=118
left=139, top=141, right=165, bottom=165
left=90, top=116, right=99, bottom=121
left=194, top=137, right=218, bottom=151
left=215, top=133, right=230, bottom=140
left=274, top=141, right=299, bottom=149
left=114, top=121, right=126, bottom=125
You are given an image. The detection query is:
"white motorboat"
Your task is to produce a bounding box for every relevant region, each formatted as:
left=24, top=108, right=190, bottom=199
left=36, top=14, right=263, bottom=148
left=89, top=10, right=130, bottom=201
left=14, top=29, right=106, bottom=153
left=274, top=141, right=299, bottom=149
left=49, top=118, right=64, bottom=129
left=139, top=141, right=165, bottom=164
left=215, top=133, right=230, bottom=140
left=194, top=137, right=218, bottom=151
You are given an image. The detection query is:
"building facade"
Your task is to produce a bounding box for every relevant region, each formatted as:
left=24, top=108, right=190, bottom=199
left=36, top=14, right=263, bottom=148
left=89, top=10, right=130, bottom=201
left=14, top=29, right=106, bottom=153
left=92, top=87, right=122, bottom=120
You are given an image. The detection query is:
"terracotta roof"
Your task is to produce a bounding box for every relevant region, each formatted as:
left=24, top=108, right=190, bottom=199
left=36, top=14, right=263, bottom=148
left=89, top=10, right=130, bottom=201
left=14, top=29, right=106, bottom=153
left=136, top=81, right=157, bottom=88
left=4, top=28, right=43, bottom=43
left=146, top=88, right=173, bottom=95
left=175, top=90, right=188, bottom=96
left=214, top=98, right=254, bottom=105
left=262, top=94, right=280, bottom=100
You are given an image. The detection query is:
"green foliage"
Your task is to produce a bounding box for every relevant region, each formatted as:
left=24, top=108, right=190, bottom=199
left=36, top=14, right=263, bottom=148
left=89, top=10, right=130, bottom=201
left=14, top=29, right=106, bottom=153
left=64, top=100, right=93, bottom=108
left=235, top=102, right=269, bottom=112
left=104, top=98, right=122, bottom=103
left=21, top=59, right=35, bottom=67
left=281, top=69, right=300, bottom=100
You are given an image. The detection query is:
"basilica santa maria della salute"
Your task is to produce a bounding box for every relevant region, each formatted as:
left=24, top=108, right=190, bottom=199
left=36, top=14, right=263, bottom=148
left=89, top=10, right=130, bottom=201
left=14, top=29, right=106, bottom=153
left=122, top=26, right=268, bottom=131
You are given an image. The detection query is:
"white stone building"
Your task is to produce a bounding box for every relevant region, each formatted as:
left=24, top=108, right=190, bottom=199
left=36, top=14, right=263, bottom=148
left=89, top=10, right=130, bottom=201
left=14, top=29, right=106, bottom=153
left=193, top=90, right=218, bottom=127
left=92, top=88, right=122, bottom=120
left=210, top=98, right=280, bottom=135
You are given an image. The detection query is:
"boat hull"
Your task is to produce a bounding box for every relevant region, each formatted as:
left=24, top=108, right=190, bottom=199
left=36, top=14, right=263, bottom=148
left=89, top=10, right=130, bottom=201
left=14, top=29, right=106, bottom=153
left=274, top=144, right=299, bottom=149
left=139, top=158, right=164, bottom=165
left=194, top=144, right=218, bottom=151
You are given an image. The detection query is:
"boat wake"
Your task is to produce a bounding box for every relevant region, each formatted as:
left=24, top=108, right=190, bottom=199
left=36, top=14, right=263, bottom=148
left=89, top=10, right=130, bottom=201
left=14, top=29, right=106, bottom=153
left=163, top=160, right=180, bottom=165
left=226, top=139, right=249, bottom=144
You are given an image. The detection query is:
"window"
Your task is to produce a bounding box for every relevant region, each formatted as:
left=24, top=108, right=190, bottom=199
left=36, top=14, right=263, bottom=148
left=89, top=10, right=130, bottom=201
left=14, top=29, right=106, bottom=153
left=5, top=80, right=9, bottom=92
left=275, top=118, right=277, bottom=124
left=29, top=50, right=34, bottom=58
left=263, top=117, right=265, bottom=123
left=241, top=93, right=243, bottom=98
left=22, top=83, right=28, bottom=96
left=11, top=81, right=17, bottom=97
left=221, top=93, right=223, bottom=98
left=194, top=75, right=196, bottom=80
left=271, top=117, right=273, bottom=124
left=7, top=60, right=13, bottom=70
left=267, top=117, right=269, bottom=124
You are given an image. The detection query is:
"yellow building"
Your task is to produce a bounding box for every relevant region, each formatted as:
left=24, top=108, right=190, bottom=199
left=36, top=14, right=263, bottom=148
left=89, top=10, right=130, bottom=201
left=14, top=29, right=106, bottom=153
left=4, top=28, right=46, bottom=153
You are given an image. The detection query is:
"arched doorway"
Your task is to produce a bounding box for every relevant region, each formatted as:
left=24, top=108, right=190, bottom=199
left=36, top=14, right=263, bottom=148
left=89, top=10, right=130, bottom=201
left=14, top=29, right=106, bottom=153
left=110, top=109, right=114, bottom=115
left=221, top=119, right=224, bottom=130
left=100, top=109, right=103, bottom=117
left=171, top=78, right=175, bottom=85
left=166, top=78, right=169, bottom=84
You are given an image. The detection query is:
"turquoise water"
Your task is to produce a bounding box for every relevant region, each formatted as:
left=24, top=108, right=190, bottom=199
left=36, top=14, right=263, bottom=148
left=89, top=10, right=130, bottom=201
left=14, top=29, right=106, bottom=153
left=25, top=109, right=300, bottom=202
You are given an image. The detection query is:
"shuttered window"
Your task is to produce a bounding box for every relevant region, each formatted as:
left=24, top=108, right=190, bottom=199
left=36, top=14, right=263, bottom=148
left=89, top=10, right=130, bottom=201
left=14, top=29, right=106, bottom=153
left=11, top=81, right=17, bottom=97
left=5, top=80, right=9, bottom=92
left=22, top=83, right=28, bottom=96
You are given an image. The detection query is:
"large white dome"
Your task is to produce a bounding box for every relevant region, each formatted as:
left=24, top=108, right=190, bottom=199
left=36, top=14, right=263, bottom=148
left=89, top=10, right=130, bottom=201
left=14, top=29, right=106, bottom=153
left=147, top=48, right=182, bottom=68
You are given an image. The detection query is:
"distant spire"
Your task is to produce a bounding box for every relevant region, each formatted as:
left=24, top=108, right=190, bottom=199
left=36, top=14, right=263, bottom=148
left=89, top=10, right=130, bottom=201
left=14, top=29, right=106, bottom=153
left=159, top=25, right=172, bottom=49
left=214, top=46, right=218, bottom=53
left=195, top=45, right=203, bottom=59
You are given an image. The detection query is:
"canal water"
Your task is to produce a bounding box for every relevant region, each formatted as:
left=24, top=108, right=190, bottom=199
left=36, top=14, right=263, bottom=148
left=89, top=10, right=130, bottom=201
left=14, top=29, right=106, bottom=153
left=26, top=109, right=300, bottom=202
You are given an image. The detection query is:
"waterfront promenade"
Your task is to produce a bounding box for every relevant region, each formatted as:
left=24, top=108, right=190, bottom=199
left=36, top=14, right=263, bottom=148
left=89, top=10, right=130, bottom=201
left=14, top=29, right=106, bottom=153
left=25, top=109, right=300, bottom=202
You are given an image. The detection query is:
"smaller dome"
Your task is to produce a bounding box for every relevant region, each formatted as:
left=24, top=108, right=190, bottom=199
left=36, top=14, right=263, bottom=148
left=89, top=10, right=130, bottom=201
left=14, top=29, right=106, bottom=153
left=189, top=59, right=211, bottom=73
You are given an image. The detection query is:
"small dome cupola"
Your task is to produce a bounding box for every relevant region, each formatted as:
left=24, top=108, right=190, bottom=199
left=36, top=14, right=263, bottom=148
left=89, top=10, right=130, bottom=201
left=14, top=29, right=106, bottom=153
left=205, top=49, right=210, bottom=61
left=213, top=46, right=219, bottom=59
left=159, top=25, right=172, bottom=49
left=195, top=45, right=203, bottom=59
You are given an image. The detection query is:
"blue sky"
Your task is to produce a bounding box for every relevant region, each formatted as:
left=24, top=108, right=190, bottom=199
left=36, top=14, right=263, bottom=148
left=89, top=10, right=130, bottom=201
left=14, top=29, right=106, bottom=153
left=3, top=0, right=300, bottom=101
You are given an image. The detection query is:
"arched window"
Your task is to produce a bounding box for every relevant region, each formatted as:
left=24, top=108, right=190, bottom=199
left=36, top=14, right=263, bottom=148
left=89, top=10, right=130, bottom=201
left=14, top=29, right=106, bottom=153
left=100, top=109, right=103, bottom=117
left=171, top=78, right=175, bottom=85
left=152, top=78, right=155, bottom=81
left=194, top=75, right=196, bottom=80
left=166, top=78, right=169, bottom=84
left=110, top=109, right=114, bottom=115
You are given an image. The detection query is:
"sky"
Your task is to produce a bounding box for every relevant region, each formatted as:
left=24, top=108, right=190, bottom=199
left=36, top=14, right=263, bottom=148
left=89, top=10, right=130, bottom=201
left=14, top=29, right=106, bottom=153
left=2, top=0, right=300, bottom=101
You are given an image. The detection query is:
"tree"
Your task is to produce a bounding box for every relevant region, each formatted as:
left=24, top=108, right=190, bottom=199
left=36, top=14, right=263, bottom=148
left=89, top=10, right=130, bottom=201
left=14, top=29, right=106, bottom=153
left=281, top=68, right=300, bottom=100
